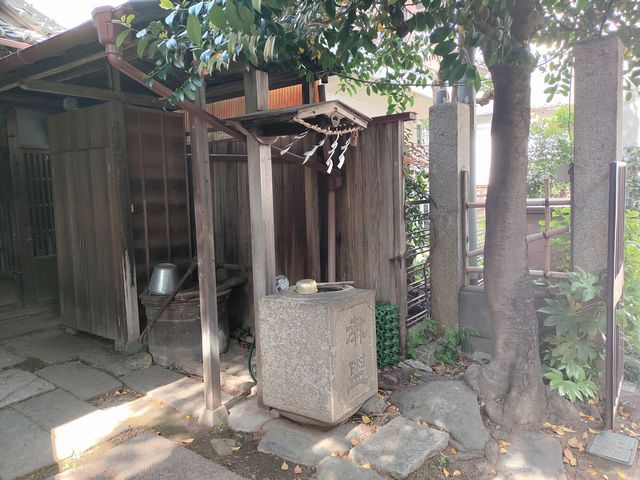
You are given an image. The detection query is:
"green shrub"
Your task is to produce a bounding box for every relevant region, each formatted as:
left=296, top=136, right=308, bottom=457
left=375, top=301, right=400, bottom=369
left=539, top=269, right=603, bottom=403
left=435, top=326, right=479, bottom=364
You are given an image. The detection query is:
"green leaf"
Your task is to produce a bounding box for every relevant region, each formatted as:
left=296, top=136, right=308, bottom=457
left=137, top=35, right=150, bottom=58
left=225, top=2, right=245, bottom=31
left=115, top=30, right=130, bottom=49
left=208, top=5, right=226, bottom=28
left=434, top=39, right=456, bottom=56
left=186, top=14, right=202, bottom=44
left=251, top=0, right=261, bottom=11
left=159, top=0, right=174, bottom=10
left=430, top=26, right=451, bottom=44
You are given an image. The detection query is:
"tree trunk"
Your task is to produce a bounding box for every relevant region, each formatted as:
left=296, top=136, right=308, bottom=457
left=465, top=63, right=546, bottom=426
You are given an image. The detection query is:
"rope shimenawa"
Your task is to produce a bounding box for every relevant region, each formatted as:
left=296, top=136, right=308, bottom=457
left=292, top=116, right=364, bottom=173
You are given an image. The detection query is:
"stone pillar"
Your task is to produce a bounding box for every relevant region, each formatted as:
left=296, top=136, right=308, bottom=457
left=429, top=103, right=470, bottom=328
left=573, top=36, right=624, bottom=273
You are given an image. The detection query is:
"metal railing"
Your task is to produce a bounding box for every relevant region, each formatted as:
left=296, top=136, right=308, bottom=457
left=405, top=198, right=431, bottom=328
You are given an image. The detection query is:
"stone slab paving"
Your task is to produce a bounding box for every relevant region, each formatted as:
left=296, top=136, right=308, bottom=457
left=494, top=432, right=566, bottom=480
left=316, top=456, right=384, bottom=480
left=257, top=418, right=355, bottom=466
left=0, top=368, right=55, bottom=407
left=227, top=397, right=274, bottom=432
left=11, top=387, right=133, bottom=455
left=0, top=408, right=71, bottom=480
left=350, top=416, right=449, bottom=480
left=7, top=330, right=105, bottom=364
left=122, top=365, right=233, bottom=419
left=37, top=362, right=122, bottom=400
left=121, top=365, right=187, bottom=393
left=391, top=380, right=490, bottom=451
left=47, top=432, right=248, bottom=480
left=0, top=347, right=24, bottom=369
left=12, top=388, right=98, bottom=429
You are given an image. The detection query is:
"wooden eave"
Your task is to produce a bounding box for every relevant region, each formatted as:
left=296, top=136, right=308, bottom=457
left=225, top=100, right=371, bottom=136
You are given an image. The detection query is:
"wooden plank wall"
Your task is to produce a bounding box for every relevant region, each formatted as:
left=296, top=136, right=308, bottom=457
left=335, top=120, right=407, bottom=333
left=209, top=138, right=309, bottom=328
left=124, top=106, right=191, bottom=290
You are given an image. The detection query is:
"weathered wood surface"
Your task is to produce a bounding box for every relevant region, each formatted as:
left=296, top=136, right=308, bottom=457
left=191, top=86, right=223, bottom=411
left=49, top=102, right=139, bottom=347
left=335, top=120, right=408, bottom=348
left=124, top=106, right=191, bottom=289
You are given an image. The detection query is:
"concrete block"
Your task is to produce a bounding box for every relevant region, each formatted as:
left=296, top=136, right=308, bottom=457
left=257, top=418, right=353, bottom=466
left=47, top=432, right=248, bottom=480
left=0, top=409, right=69, bottom=479
left=573, top=36, right=624, bottom=273
left=350, top=417, right=449, bottom=479
left=9, top=330, right=105, bottom=364
left=317, top=457, right=384, bottom=480
left=0, top=346, right=24, bottom=369
left=429, top=102, right=470, bottom=328
left=37, top=362, right=122, bottom=400
left=391, top=380, right=490, bottom=452
left=227, top=397, right=274, bottom=432
left=259, top=286, right=377, bottom=426
left=495, top=432, right=566, bottom=480
left=0, top=368, right=55, bottom=407
left=12, top=388, right=98, bottom=430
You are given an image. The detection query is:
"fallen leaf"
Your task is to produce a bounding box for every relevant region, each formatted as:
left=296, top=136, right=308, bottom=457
left=230, top=445, right=241, bottom=452
left=420, top=420, right=429, bottom=427
left=452, top=470, right=462, bottom=477
left=498, top=440, right=511, bottom=447
left=450, top=447, right=457, bottom=455
left=181, top=438, right=194, bottom=445
left=281, top=461, right=289, bottom=471
left=362, top=463, right=371, bottom=469
left=499, top=447, right=508, bottom=454
left=294, top=465, right=302, bottom=474
left=183, top=415, right=191, bottom=421
left=443, top=467, right=450, bottom=477
left=563, top=448, right=578, bottom=467
left=351, top=438, right=360, bottom=446
left=583, top=431, right=589, bottom=439
left=330, top=450, right=340, bottom=457
left=616, top=473, right=626, bottom=479
left=568, top=437, right=581, bottom=448
left=589, top=428, right=600, bottom=434
left=362, top=415, right=372, bottom=425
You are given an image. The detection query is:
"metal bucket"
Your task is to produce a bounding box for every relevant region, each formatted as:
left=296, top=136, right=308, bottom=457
left=147, top=263, right=180, bottom=295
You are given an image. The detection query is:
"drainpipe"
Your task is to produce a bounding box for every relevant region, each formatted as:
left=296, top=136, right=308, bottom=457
left=91, top=6, right=333, bottom=176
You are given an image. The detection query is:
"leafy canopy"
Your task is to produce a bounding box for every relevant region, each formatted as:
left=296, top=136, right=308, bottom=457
left=121, top=1, right=640, bottom=110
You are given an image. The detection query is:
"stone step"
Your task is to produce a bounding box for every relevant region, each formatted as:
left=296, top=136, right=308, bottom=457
left=350, top=416, right=449, bottom=479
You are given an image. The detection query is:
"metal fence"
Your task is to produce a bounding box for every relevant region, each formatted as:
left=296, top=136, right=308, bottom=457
left=405, top=198, right=431, bottom=328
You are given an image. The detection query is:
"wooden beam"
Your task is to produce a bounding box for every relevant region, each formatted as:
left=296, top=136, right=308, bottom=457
left=190, top=86, right=224, bottom=423
left=19, top=79, right=160, bottom=107
left=302, top=81, right=321, bottom=280
left=244, top=68, right=277, bottom=405
left=0, top=47, right=106, bottom=94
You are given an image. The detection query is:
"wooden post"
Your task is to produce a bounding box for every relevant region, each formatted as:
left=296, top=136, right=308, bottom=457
left=108, top=68, right=141, bottom=352
left=6, top=110, right=36, bottom=305
left=190, top=86, right=226, bottom=424
left=302, top=81, right=321, bottom=280
left=244, top=69, right=277, bottom=404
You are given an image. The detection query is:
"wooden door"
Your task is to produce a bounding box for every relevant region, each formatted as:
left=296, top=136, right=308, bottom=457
left=49, top=102, right=137, bottom=343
